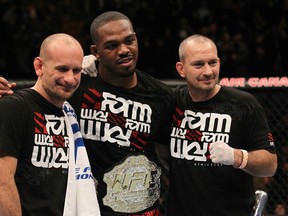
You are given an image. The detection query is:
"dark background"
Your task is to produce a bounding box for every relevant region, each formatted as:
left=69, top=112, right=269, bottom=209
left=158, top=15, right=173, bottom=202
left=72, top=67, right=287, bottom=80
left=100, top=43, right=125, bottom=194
left=1, top=0, right=288, bottom=80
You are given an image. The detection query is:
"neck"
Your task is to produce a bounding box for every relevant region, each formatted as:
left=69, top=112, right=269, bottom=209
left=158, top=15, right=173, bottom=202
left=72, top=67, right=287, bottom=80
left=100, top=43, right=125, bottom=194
left=189, top=85, right=221, bottom=102
left=31, top=84, right=63, bottom=108
left=98, top=66, right=137, bottom=88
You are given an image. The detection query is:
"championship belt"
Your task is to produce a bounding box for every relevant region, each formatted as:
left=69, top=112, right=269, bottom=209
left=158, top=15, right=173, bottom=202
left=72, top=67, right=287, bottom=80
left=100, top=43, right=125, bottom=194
left=103, top=155, right=161, bottom=213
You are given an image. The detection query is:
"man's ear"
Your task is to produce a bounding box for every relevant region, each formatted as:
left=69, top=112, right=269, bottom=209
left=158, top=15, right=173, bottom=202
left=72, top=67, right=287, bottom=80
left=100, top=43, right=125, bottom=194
left=176, top=62, right=185, bottom=78
left=33, top=57, right=43, bottom=76
left=90, top=45, right=99, bottom=59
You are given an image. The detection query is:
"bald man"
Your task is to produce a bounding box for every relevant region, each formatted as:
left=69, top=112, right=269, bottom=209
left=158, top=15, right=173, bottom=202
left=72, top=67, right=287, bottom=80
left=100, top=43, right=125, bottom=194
left=167, top=34, right=277, bottom=216
left=0, top=33, right=85, bottom=216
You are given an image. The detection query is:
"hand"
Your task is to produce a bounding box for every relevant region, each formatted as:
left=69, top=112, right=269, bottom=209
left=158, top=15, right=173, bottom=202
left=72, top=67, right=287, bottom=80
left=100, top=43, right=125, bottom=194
left=209, top=141, right=234, bottom=165
left=0, top=76, right=16, bottom=97
left=81, top=54, right=98, bottom=77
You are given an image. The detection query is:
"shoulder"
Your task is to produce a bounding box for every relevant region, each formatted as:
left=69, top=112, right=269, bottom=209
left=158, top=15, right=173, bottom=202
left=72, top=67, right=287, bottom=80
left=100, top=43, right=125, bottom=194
left=79, top=73, right=98, bottom=86
left=0, top=89, right=30, bottom=104
left=0, top=89, right=35, bottom=114
left=136, top=69, right=173, bottom=94
left=221, top=86, right=257, bottom=100
left=0, top=90, right=31, bottom=128
left=173, top=85, right=188, bottom=94
left=172, top=85, right=188, bottom=98
left=220, top=86, right=262, bottom=107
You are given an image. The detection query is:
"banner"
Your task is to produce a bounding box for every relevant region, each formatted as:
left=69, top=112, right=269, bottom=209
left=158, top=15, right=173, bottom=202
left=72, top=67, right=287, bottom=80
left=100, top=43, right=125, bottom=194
left=219, top=76, right=288, bottom=88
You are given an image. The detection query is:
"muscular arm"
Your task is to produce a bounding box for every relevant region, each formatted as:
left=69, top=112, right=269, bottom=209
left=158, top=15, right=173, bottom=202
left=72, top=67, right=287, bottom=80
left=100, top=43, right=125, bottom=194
left=234, top=149, right=277, bottom=177
left=0, top=155, right=21, bottom=216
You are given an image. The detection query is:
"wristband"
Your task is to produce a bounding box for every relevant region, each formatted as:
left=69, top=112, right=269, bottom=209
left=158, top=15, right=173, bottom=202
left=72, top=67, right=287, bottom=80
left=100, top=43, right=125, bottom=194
left=239, top=149, right=248, bottom=169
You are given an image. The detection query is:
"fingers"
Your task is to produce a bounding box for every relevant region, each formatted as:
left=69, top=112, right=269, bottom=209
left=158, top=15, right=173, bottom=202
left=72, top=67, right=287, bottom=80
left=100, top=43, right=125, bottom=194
left=210, top=145, right=222, bottom=163
left=209, top=142, right=219, bottom=163
left=0, top=77, right=16, bottom=97
left=81, top=55, right=98, bottom=77
left=209, top=141, right=221, bottom=155
left=0, top=77, right=16, bottom=89
left=209, top=141, right=234, bottom=165
left=0, top=76, right=9, bottom=86
left=0, top=89, right=14, bottom=97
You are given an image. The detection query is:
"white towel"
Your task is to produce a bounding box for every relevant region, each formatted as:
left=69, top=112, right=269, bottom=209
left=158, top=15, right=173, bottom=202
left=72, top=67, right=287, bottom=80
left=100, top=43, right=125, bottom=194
left=62, top=101, right=101, bottom=216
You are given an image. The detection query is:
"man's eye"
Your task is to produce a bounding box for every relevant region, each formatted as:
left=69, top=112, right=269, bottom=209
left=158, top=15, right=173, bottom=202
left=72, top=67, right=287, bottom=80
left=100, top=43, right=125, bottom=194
left=106, top=44, right=117, bottom=50
left=57, top=67, right=69, bottom=72
left=125, top=38, right=135, bottom=45
left=209, top=61, right=217, bottom=66
left=194, top=63, right=203, bottom=68
left=73, top=69, right=82, bottom=74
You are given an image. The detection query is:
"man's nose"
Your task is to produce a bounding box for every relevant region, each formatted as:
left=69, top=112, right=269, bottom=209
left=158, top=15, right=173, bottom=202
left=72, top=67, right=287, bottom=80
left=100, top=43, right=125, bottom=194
left=203, top=63, right=213, bottom=75
left=118, top=44, right=129, bottom=55
left=63, top=70, right=76, bottom=84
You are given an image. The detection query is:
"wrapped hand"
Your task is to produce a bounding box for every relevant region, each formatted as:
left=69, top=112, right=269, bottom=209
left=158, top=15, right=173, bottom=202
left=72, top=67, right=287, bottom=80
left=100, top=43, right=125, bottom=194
left=209, top=141, right=234, bottom=165
left=81, top=54, right=98, bottom=77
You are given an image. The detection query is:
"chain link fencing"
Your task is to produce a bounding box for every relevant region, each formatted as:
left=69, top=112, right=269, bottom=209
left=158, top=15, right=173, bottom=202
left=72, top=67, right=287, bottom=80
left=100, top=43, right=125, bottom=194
left=251, top=87, right=288, bottom=215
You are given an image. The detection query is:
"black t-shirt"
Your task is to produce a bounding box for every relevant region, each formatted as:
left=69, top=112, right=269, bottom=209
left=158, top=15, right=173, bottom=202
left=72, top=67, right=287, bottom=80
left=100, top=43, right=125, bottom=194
left=69, top=70, right=174, bottom=215
left=166, top=85, right=276, bottom=216
left=0, top=89, right=68, bottom=216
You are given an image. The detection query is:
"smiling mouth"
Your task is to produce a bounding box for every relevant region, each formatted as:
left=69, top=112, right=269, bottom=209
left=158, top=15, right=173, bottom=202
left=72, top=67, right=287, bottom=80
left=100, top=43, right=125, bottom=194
left=199, top=78, right=213, bottom=82
left=201, top=76, right=216, bottom=81
left=58, top=84, right=76, bottom=91
left=117, top=57, right=133, bottom=64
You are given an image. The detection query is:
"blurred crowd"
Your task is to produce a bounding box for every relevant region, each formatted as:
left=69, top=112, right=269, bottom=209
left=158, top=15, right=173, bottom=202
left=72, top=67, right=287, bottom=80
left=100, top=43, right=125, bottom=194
left=1, top=0, right=288, bottom=79
left=1, top=0, right=288, bottom=215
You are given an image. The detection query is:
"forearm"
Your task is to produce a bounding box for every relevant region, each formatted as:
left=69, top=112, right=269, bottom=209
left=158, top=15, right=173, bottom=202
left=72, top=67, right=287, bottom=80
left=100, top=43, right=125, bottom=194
left=0, top=181, right=22, bottom=216
left=234, top=149, right=277, bottom=177
left=0, top=157, right=21, bottom=216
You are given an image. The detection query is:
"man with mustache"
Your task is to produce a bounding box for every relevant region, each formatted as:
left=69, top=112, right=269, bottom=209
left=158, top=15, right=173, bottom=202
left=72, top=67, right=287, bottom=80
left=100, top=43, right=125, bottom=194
left=68, top=11, right=174, bottom=215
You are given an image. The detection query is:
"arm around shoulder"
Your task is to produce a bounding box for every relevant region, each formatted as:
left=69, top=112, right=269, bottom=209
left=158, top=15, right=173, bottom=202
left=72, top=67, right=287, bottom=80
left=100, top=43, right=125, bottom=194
left=0, top=155, right=21, bottom=216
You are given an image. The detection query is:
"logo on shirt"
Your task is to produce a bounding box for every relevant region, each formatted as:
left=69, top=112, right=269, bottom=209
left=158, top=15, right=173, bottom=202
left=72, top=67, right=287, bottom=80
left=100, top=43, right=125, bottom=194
left=31, top=112, right=69, bottom=168
left=170, top=109, right=232, bottom=163
left=79, top=89, right=152, bottom=149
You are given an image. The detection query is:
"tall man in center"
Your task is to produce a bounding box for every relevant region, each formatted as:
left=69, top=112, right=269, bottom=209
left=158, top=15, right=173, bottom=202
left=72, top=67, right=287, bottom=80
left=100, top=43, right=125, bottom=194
left=69, top=11, right=174, bottom=215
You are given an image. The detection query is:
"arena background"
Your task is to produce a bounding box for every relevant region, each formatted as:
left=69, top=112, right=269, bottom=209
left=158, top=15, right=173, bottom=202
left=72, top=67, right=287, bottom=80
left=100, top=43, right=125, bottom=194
left=1, top=0, right=288, bottom=215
